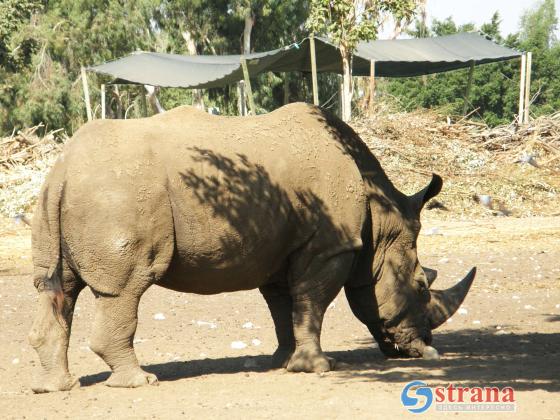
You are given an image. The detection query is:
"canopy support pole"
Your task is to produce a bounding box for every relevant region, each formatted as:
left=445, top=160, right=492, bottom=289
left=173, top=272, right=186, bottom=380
left=518, top=53, right=526, bottom=124
left=523, top=51, right=532, bottom=124
left=240, top=57, right=255, bottom=115
left=310, top=34, right=319, bottom=106
left=81, top=66, right=92, bottom=121
left=101, top=84, right=106, bottom=119
left=462, top=61, right=475, bottom=115
left=369, top=60, right=376, bottom=113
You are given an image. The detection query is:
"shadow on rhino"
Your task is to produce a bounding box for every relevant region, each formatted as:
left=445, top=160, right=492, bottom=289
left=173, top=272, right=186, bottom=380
left=28, top=103, right=475, bottom=392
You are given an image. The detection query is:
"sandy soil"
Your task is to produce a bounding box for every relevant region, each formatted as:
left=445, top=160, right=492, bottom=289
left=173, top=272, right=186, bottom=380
left=0, top=214, right=559, bottom=419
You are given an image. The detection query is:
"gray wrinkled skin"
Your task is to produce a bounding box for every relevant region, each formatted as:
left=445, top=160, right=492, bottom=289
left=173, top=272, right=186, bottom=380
left=29, top=103, right=474, bottom=392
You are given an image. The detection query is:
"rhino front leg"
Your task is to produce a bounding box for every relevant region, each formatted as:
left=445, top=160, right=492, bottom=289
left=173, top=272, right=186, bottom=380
left=89, top=288, right=157, bottom=388
left=259, top=282, right=295, bottom=368
left=286, top=252, right=355, bottom=373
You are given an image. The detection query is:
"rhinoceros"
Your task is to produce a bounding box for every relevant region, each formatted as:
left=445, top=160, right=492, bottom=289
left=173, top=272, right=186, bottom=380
left=29, top=103, right=475, bottom=393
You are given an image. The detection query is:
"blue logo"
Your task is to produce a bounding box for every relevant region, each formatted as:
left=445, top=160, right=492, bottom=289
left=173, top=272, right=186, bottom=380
left=401, top=381, right=433, bottom=413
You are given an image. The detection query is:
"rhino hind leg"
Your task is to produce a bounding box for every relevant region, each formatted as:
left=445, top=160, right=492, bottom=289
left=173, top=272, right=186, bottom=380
left=286, top=252, right=355, bottom=373
left=89, top=281, right=157, bottom=388
left=29, top=262, right=84, bottom=393
left=259, top=282, right=295, bottom=368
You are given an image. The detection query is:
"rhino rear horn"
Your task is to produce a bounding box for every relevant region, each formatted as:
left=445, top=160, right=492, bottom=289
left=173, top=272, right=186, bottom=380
left=427, top=267, right=476, bottom=329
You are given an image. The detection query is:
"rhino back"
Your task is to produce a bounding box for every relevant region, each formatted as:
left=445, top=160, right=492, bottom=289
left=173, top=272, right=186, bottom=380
left=57, top=103, right=367, bottom=294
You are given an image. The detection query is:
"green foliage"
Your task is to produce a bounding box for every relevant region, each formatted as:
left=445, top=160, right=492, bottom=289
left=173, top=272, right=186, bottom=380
left=0, top=0, right=310, bottom=134
left=306, top=0, right=416, bottom=52
left=385, top=2, right=560, bottom=126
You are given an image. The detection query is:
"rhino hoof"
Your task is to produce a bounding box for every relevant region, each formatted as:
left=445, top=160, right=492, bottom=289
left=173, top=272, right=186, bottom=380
left=271, top=346, right=295, bottom=369
left=286, top=350, right=335, bottom=373
left=32, top=373, right=79, bottom=394
left=105, top=368, right=159, bottom=388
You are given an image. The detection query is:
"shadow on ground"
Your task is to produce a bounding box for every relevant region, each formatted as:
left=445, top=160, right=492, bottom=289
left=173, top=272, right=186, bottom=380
left=80, top=329, right=559, bottom=393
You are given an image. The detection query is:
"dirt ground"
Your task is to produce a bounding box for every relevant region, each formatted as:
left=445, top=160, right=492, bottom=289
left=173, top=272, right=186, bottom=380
left=0, top=214, right=559, bottom=419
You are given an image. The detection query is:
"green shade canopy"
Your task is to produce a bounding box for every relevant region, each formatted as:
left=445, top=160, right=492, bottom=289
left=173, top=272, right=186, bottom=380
left=88, top=32, right=522, bottom=88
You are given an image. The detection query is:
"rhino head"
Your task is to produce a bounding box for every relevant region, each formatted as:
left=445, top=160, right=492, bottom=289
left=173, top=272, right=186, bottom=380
left=346, top=174, right=476, bottom=360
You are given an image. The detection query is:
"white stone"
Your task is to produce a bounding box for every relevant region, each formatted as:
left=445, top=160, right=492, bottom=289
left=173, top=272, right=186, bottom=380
left=196, top=320, right=217, bottom=329
left=242, top=322, right=254, bottom=329
left=12, top=358, right=19, bottom=364
left=153, top=313, right=166, bottom=320
left=251, top=339, right=261, bottom=346
left=231, top=341, right=247, bottom=350
left=457, top=307, right=468, bottom=315
left=472, top=320, right=481, bottom=325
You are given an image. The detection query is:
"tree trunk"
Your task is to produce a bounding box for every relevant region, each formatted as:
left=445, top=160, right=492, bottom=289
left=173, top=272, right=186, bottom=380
left=182, top=31, right=205, bottom=111
left=238, top=10, right=254, bottom=116
left=340, top=46, right=352, bottom=122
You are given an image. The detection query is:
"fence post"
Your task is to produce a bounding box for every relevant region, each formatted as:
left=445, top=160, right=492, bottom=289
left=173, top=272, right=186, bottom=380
left=518, top=53, right=526, bottom=124
left=81, top=66, right=93, bottom=121
left=523, top=52, right=532, bottom=124
left=310, top=34, right=319, bottom=106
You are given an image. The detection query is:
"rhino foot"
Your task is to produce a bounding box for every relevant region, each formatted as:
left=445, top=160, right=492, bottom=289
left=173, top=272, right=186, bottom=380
left=286, top=349, right=336, bottom=373
left=271, top=346, right=295, bottom=369
left=32, top=372, right=78, bottom=394
left=105, top=368, right=158, bottom=388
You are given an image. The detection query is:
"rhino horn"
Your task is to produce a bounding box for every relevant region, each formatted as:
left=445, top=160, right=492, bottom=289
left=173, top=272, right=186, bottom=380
left=427, top=267, right=477, bottom=329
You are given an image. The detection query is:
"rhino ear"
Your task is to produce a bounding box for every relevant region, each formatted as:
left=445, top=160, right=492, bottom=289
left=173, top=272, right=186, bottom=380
left=410, top=174, right=443, bottom=212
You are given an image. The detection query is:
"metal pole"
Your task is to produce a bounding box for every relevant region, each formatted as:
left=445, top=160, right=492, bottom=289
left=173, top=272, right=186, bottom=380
left=310, top=34, right=319, bottom=106
left=518, top=53, right=526, bottom=124
left=81, top=66, right=92, bottom=121
left=523, top=52, right=532, bottom=124
left=240, top=57, right=256, bottom=115
left=463, top=61, right=475, bottom=115
left=101, top=84, right=106, bottom=119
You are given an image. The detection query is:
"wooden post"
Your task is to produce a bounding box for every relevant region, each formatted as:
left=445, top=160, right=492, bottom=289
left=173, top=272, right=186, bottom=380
left=240, top=57, right=255, bottom=115
left=523, top=51, right=532, bottom=124
left=309, top=34, right=319, bottom=106
left=463, top=61, right=475, bottom=115
left=100, top=84, right=106, bottom=119
left=369, top=60, right=376, bottom=113
left=339, top=77, right=344, bottom=119
left=518, top=53, right=526, bottom=124
left=81, top=66, right=92, bottom=121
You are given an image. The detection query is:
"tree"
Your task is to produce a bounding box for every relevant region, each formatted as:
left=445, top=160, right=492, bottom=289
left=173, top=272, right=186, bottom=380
left=307, top=0, right=417, bottom=121
left=385, top=4, right=560, bottom=126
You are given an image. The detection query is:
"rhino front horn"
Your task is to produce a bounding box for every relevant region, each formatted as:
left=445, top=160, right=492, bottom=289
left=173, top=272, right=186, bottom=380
left=427, top=267, right=477, bottom=329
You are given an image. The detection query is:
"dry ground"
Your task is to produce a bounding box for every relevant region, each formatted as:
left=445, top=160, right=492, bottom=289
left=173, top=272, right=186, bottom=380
left=0, top=214, right=559, bottom=419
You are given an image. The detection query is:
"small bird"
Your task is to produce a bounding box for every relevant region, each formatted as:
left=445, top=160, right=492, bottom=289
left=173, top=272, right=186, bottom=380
left=514, top=153, right=540, bottom=168
left=426, top=199, right=449, bottom=211
left=472, top=194, right=511, bottom=216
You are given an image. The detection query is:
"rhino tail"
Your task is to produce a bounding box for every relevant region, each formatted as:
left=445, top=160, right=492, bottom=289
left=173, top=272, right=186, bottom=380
left=31, top=174, right=66, bottom=318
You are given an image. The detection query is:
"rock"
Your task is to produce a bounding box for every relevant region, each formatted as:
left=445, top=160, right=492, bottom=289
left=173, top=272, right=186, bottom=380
left=231, top=341, right=247, bottom=350
left=153, top=313, right=166, bottom=320
left=242, top=322, right=254, bottom=329
left=457, top=307, right=468, bottom=315
left=196, top=320, right=217, bottom=329
left=251, top=338, right=261, bottom=346
left=472, top=320, right=481, bottom=325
